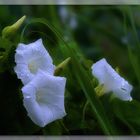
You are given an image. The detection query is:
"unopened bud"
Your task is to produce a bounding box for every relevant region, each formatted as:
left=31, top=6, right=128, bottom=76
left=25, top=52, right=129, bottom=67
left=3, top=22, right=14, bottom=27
left=2, top=15, right=26, bottom=38
left=54, top=57, right=71, bottom=76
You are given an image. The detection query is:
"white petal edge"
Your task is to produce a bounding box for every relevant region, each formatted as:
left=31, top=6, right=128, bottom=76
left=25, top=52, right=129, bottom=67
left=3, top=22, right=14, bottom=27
left=14, top=64, right=34, bottom=85
left=91, top=58, right=133, bottom=101
left=14, top=38, right=55, bottom=85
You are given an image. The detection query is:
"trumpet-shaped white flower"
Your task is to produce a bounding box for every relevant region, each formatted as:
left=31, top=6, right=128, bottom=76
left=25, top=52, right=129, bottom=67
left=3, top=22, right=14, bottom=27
left=91, top=58, right=133, bottom=101
left=22, top=70, right=66, bottom=127
left=14, top=39, right=55, bottom=85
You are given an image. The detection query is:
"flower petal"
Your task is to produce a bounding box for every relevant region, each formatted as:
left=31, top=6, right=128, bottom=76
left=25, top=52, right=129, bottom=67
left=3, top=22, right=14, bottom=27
left=23, top=98, right=46, bottom=127
left=14, top=64, right=34, bottom=85
left=91, top=58, right=133, bottom=101
left=15, top=39, right=55, bottom=84
left=22, top=70, right=66, bottom=127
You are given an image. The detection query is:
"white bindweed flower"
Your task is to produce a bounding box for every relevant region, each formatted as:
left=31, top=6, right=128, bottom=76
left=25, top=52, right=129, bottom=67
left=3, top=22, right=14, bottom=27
left=22, top=70, right=66, bottom=127
left=91, top=58, right=133, bottom=101
left=14, top=39, right=55, bottom=85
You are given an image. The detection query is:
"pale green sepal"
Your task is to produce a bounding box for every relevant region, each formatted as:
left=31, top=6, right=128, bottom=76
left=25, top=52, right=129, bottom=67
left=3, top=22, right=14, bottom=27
left=95, top=84, right=106, bottom=97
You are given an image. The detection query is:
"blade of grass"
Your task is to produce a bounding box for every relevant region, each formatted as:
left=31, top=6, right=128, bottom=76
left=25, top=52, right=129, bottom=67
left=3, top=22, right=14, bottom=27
left=123, top=6, right=140, bottom=85
left=125, top=6, right=140, bottom=49
left=127, top=46, right=140, bottom=85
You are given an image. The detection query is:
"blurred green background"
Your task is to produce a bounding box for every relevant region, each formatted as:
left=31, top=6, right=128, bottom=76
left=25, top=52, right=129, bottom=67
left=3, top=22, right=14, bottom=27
left=0, top=5, right=140, bottom=135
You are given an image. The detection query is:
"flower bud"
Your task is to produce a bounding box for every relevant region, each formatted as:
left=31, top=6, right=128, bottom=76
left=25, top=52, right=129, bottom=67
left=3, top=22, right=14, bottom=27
left=54, top=57, right=71, bottom=76
left=2, top=15, right=26, bottom=38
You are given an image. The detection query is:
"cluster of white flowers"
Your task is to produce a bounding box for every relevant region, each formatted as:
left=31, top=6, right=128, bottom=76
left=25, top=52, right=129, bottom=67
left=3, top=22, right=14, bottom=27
left=14, top=39, right=66, bottom=127
left=14, top=39, right=133, bottom=127
left=91, top=58, right=133, bottom=101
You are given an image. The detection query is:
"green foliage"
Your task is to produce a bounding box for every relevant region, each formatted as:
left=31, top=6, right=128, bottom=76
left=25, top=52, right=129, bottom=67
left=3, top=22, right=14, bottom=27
left=0, top=5, right=140, bottom=135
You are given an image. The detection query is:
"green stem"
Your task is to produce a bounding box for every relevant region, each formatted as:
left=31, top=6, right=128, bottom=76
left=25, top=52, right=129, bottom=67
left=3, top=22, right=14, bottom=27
left=82, top=100, right=89, bottom=123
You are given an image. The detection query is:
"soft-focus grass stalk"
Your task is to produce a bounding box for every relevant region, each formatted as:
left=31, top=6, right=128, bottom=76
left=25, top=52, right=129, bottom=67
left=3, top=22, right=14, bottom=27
left=20, top=18, right=118, bottom=135
left=123, top=6, right=140, bottom=85
left=125, top=6, right=140, bottom=48
left=49, top=6, right=60, bottom=29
